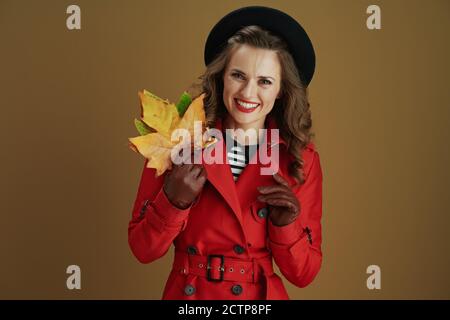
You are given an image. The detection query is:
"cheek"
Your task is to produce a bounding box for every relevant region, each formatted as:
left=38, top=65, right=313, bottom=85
left=261, top=92, right=279, bottom=111
left=261, top=103, right=275, bottom=115
left=223, top=83, right=239, bottom=106
left=222, top=86, right=234, bottom=110
left=224, top=80, right=239, bottom=95
left=223, top=80, right=232, bottom=97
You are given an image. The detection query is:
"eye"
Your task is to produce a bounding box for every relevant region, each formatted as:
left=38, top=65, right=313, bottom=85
left=231, top=72, right=245, bottom=80
left=260, top=79, right=272, bottom=85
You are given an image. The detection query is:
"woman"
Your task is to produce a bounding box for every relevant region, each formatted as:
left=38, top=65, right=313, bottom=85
left=128, top=6, right=323, bottom=300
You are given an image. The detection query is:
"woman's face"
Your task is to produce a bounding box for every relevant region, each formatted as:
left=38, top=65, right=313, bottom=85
left=223, top=44, right=281, bottom=130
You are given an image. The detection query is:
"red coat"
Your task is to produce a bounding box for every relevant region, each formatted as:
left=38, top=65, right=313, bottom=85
left=128, top=116, right=323, bottom=299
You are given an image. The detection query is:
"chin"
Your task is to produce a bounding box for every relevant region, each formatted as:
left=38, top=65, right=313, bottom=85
left=231, top=112, right=258, bottom=124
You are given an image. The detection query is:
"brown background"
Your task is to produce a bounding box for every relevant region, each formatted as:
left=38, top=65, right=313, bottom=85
left=0, top=0, right=449, bottom=299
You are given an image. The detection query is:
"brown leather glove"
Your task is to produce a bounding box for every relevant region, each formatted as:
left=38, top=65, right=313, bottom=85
left=257, top=173, right=301, bottom=226
left=163, top=148, right=207, bottom=210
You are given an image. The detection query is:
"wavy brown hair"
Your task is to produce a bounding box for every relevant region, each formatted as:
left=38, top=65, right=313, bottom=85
left=188, top=25, right=315, bottom=186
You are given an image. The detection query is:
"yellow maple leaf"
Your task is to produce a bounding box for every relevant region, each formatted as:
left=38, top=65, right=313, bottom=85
left=175, top=93, right=207, bottom=148
left=129, top=91, right=217, bottom=176
left=139, top=89, right=179, bottom=138
left=129, top=132, right=174, bottom=176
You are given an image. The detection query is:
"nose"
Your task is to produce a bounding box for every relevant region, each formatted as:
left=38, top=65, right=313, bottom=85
left=240, top=79, right=258, bottom=100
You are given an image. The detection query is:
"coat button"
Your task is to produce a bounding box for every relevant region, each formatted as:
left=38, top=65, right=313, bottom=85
left=184, top=284, right=195, bottom=296
left=304, top=227, right=313, bottom=244
left=231, top=284, right=243, bottom=296
left=257, top=207, right=268, bottom=218
left=187, top=246, right=197, bottom=255
left=139, top=200, right=150, bottom=218
left=233, top=245, right=244, bottom=254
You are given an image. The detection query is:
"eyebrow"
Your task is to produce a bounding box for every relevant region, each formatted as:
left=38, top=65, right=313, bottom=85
left=230, top=68, right=276, bottom=81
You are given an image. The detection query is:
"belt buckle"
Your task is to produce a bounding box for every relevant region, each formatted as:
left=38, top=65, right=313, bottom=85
left=207, top=254, right=224, bottom=282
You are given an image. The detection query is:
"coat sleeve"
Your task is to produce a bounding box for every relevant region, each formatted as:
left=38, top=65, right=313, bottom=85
left=268, top=150, right=323, bottom=288
left=128, top=159, right=191, bottom=264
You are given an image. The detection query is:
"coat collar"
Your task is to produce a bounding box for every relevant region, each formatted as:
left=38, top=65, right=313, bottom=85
left=202, top=115, right=286, bottom=229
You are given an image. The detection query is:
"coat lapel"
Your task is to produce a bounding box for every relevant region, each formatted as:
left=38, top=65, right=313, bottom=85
left=203, top=119, right=243, bottom=226
left=202, top=116, right=287, bottom=228
left=236, top=117, right=287, bottom=212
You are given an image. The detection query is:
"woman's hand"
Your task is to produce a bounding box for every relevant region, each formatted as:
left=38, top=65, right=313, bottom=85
left=163, top=147, right=207, bottom=210
left=257, top=173, right=301, bottom=226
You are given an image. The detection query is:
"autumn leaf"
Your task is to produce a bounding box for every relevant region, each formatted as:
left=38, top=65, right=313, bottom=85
left=139, top=89, right=179, bottom=138
left=134, top=118, right=154, bottom=136
left=129, top=90, right=217, bottom=176
left=134, top=91, right=192, bottom=136
left=129, top=131, right=175, bottom=176
left=176, top=91, right=192, bottom=117
left=175, top=92, right=206, bottom=148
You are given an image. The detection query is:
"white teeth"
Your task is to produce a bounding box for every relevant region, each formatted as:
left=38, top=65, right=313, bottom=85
left=236, top=99, right=259, bottom=109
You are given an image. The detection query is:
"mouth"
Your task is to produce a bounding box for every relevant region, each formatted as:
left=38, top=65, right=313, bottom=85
left=234, top=98, right=260, bottom=113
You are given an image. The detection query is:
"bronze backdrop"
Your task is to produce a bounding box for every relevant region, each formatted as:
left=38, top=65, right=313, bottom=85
left=0, top=0, right=449, bottom=299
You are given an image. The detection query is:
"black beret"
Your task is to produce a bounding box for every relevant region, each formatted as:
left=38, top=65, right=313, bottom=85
left=204, top=6, right=316, bottom=87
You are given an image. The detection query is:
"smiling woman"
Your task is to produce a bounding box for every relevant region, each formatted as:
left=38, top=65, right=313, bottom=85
left=222, top=44, right=282, bottom=139
left=201, top=23, right=314, bottom=185
left=128, top=6, right=323, bottom=300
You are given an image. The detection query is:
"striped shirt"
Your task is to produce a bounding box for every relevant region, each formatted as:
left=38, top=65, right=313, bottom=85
left=225, top=131, right=258, bottom=181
